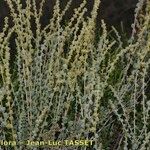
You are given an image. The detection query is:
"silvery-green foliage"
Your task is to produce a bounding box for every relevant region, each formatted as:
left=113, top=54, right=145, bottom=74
left=0, top=0, right=150, bottom=150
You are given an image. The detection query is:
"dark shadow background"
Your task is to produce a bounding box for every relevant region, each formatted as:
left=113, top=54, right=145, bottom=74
left=0, top=0, right=138, bottom=33
left=0, top=0, right=138, bottom=66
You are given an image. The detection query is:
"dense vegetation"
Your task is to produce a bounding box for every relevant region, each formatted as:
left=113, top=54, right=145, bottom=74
left=0, top=0, right=150, bottom=149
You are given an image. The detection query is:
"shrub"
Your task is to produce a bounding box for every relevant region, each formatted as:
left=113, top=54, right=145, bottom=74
left=0, top=0, right=149, bottom=150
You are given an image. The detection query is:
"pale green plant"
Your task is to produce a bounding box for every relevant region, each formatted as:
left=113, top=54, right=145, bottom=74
left=0, top=0, right=150, bottom=150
